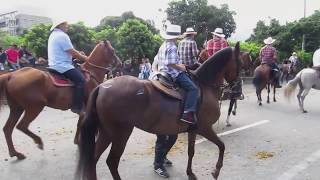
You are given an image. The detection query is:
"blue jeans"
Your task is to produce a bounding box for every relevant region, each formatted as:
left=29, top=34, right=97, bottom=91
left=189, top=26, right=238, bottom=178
left=175, top=72, right=199, bottom=112
left=63, top=68, right=85, bottom=110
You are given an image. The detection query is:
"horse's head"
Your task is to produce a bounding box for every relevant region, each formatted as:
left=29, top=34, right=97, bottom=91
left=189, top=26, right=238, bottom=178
left=240, top=51, right=252, bottom=72
left=89, top=40, right=122, bottom=69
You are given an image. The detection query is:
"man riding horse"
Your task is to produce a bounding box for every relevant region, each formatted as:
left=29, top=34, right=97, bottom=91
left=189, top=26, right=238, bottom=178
left=259, top=37, right=282, bottom=88
left=313, top=47, right=320, bottom=71
left=48, top=19, right=89, bottom=114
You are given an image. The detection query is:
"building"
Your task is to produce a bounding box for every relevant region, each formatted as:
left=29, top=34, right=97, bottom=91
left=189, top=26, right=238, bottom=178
left=0, top=11, right=52, bottom=36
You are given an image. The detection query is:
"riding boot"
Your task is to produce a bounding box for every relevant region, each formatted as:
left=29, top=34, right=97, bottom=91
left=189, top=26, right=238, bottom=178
left=71, top=86, right=84, bottom=114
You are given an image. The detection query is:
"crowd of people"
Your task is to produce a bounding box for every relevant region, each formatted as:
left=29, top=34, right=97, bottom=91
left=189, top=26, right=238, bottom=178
left=0, top=44, right=46, bottom=72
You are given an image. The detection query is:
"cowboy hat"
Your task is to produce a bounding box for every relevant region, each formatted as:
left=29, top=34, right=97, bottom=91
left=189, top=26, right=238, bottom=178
left=263, top=37, right=276, bottom=45
left=50, top=19, right=68, bottom=31
left=161, top=24, right=181, bottom=40
left=211, top=28, right=225, bottom=38
left=292, top=52, right=297, bottom=55
left=183, top=27, right=197, bottom=35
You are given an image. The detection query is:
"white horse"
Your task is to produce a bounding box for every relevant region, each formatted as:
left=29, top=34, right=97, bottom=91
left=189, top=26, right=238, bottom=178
left=284, top=68, right=320, bottom=113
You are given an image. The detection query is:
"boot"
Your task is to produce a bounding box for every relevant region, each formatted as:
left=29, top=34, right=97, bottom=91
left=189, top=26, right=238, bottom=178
left=180, top=112, right=196, bottom=124
left=71, top=87, right=84, bottom=114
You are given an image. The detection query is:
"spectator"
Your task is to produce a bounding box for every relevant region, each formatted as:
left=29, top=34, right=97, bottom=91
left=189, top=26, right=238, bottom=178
left=0, top=47, right=7, bottom=70
left=5, top=44, right=20, bottom=71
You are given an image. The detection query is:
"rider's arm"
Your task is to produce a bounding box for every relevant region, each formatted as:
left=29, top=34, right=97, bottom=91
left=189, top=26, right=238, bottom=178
left=67, top=49, right=88, bottom=62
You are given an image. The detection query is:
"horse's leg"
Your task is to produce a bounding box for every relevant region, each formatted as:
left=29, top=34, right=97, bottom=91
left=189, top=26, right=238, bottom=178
left=300, top=88, right=311, bottom=113
left=226, top=99, right=235, bottom=127
left=267, top=84, right=270, bottom=103
left=3, top=106, right=24, bottom=159
left=94, top=131, right=111, bottom=163
left=273, top=86, right=277, bottom=102
left=199, top=128, right=225, bottom=179
left=74, top=112, right=85, bottom=144
left=186, top=132, right=197, bottom=180
left=256, top=88, right=262, bottom=106
left=297, top=84, right=304, bottom=112
left=16, top=107, right=44, bottom=150
left=232, top=100, right=237, bottom=115
left=106, top=126, right=134, bottom=180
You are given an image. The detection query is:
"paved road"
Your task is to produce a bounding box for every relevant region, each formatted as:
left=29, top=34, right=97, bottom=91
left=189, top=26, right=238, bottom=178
left=0, top=84, right=320, bottom=180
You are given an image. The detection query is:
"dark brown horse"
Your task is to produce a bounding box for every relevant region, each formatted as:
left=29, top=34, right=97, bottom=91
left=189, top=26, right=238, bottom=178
left=253, top=63, right=277, bottom=106
left=76, top=43, right=241, bottom=180
left=0, top=40, right=121, bottom=160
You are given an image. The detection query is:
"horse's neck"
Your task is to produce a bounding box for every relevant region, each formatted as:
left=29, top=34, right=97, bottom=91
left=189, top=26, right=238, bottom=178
left=84, top=53, right=108, bottom=83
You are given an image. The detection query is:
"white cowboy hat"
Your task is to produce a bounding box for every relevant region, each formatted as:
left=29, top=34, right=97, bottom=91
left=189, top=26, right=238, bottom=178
left=211, top=28, right=225, bottom=38
left=292, top=52, right=297, bottom=55
left=50, top=19, right=68, bottom=31
left=183, top=27, right=197, bottom=35
left=263, top=37, right=276, bottom=45
left=161, top=24, right=181, bottom=40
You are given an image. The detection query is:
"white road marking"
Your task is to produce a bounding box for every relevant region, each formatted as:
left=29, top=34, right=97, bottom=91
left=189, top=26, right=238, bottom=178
left=195, top=120, right=270, bottom=144
left=277, top=149, right=320, bottom=180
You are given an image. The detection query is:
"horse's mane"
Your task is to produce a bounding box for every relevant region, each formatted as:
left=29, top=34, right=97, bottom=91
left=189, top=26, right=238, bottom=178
left=194, top=47, right=233, bottom=83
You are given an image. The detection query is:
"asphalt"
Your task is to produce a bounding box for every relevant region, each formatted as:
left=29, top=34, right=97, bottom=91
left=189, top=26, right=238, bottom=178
left=0, top=84, right=320, bottom=180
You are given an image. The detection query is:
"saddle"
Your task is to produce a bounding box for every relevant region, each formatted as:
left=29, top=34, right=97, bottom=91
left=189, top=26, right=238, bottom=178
left=150, top=72, right=183, bottom=100
left=47, top=68, right=90, bottom=87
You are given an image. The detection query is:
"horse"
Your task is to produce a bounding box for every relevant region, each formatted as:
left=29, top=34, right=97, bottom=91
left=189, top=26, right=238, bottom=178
left=76, top=43, right=241, bottom=180
left=239, top=51, right=253, bottom=76
left=284, top=68, right=320, bottom=113
left=279, top=63, right=291, bottom=83
left=0, top=40, right=121, bottom=160
left=253, top=63, right=279, bottom=106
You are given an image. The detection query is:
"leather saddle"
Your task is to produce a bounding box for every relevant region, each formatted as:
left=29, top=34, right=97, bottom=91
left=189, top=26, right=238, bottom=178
left=47, top=68, right=90, bottom=87
left=150, top=72, right=184, bottom=100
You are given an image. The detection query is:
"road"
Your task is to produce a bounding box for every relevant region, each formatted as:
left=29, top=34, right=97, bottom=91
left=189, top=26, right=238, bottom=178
left=0, top=84, right=320, bottom=180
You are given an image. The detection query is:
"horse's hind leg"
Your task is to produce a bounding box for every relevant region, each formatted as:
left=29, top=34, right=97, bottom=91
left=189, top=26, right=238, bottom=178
left=232, top=100, right=237, bottom=115
left=226, top=99, right=235, bottom=126
left=267, top=84, right=270, bottom=103
left=273, top=86, right=277, bottom=102
left=106, top=126, right=134, bottom=180
left=199, top=128, right=225, bottom=179
left=186, top=132, right=197, bottom=180
left=16, top=107, right=44, bottom=150
left=256, top=88, right=262, bottom=106
left=297, top=85, right=304, bottom=112
left=300, top=89, right=311, bottom=113
left=3, top=106, right=24, bottom=159
left=94, top=131, right=111, bottom=163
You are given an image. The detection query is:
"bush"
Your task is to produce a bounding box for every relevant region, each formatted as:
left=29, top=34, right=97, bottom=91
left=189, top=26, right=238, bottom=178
left=297, top=50, right=313, bottom=67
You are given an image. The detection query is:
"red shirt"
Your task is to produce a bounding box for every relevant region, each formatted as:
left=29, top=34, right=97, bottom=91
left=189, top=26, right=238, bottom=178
left=260, top=45, right=277, bottom=64
left=206, top=37, right=228, bottom=57
left=5, top=48, right=19, bottom=63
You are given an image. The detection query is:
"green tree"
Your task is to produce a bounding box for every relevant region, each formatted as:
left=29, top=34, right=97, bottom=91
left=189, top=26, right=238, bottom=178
left=22, top=24, right=51, bottom=58
left=94, top=26, right=119, bottom=49
left=166, top=0, right=236, bottom=45
left=117, top=19, right=156, bottom=61
left=68, top=22, right=95, bottom=54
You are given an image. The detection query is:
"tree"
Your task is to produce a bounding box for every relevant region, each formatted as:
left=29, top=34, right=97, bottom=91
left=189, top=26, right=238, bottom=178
left=117, top=19, right=156, bottom=61
left=68, top=22, right=95, bottom=54
left=94, top=26, right=119, bottom=48
left=166, top=0, right=236, bottom=45
left=22, top=24, right=51, bottom=58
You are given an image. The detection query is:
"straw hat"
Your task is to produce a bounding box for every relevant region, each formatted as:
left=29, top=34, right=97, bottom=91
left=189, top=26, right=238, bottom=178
left=183, top=27, right=197, bottom=35
left=161, top=24, right=181, bottom=40
left=263, top=37, right=276, bottom=45
left=50, top=19, right=68, bottom=31
left=212, top=28, right=225, bottom=38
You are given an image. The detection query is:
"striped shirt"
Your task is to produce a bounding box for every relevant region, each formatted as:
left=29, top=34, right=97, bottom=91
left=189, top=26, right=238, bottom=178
left=157, top=41, right=182, bottom=78
left=260, top=45, right=277, bottom=64
left=178, top=37, right=198, bottom=66
left=206, top=37, right=228, bottom=57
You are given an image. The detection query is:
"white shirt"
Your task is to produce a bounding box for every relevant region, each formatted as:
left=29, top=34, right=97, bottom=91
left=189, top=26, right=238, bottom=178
left=313, top=48, right=320, bottom=66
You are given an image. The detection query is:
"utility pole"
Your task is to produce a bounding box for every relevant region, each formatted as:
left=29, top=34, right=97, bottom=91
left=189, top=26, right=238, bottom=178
left=302, top=0, right=306, bottom=50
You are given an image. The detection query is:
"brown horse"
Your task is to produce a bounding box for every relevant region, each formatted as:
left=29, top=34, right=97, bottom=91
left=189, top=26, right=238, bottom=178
left=0, top=40, right=121, bottom=160
left=76, top=43, right=241, bottom=180
left=253, top=63, right=277, bottom=106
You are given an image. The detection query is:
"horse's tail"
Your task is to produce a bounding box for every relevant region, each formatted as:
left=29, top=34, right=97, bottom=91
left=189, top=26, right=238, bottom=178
left=0, top=73, right=10, bottom=110
left=76, top=86, right=100, bottom=180
left=284, top=71, right=302, bottom=100
left=252, top=71, right=261, bottom=88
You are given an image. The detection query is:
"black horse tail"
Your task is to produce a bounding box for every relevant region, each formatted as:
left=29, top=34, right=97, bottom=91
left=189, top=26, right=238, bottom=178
left=76, top=86, right=100, bottom=180
left=252, top=72, right=261, bottom=88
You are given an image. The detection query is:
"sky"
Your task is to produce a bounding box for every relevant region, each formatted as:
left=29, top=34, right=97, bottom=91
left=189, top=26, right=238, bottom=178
left=1, top=0, right=320, bottom=41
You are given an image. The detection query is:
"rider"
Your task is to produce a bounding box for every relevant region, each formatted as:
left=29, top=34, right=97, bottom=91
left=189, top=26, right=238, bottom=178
left=259, top=37, right=282, bottom=88
left=48, top=19, right=88, bottom=114
left=178, top=27, right=199, bottom=69
left=312, top=47, right=320, bottom=71
left=289, top=52, right=299, bottom=72
left=206, top=27, right=229, bottom=57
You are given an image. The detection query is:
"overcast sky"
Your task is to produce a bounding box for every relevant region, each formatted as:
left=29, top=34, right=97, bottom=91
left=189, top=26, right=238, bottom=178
left=1, top=0, right=319, bottom=40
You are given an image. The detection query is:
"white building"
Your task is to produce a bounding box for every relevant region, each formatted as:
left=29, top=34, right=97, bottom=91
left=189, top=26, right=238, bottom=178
left=0, top=11, right=52, bottom=36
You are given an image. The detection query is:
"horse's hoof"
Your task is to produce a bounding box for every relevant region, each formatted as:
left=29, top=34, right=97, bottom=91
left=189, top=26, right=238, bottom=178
left=259, top=103, right=262, bottom=106
left=37, top=143, right=44, bottom=150
left=267, top=101, right=270, bottom=104
left=211, top=170, right=220, bottom=180
left=226, top=123, right=232, bottom=127
left=74, top=138, right=79, bottom=145
left=232, top=111, right=236, bottom=115
left=303, top=110, right=308, bottom=113
left=10, top=152, right=26, bottom=160
left=188, top=173, right=198, bottom=180
left=274, top=100, right=277, bottom=102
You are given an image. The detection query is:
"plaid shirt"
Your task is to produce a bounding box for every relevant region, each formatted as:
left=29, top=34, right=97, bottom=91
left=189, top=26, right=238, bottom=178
left=206, top=37, right=228, bottom=57
left=178, top=37, right=198, bottom=66
left=157, top=41, right=182, bottom=78
left=260, top=45, right=277, bottom=64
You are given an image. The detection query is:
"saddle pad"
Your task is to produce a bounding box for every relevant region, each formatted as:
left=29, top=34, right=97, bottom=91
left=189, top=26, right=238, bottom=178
left=48, top=70, right=90, bottom=87
left=151, top=80, right=183, bottom=100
